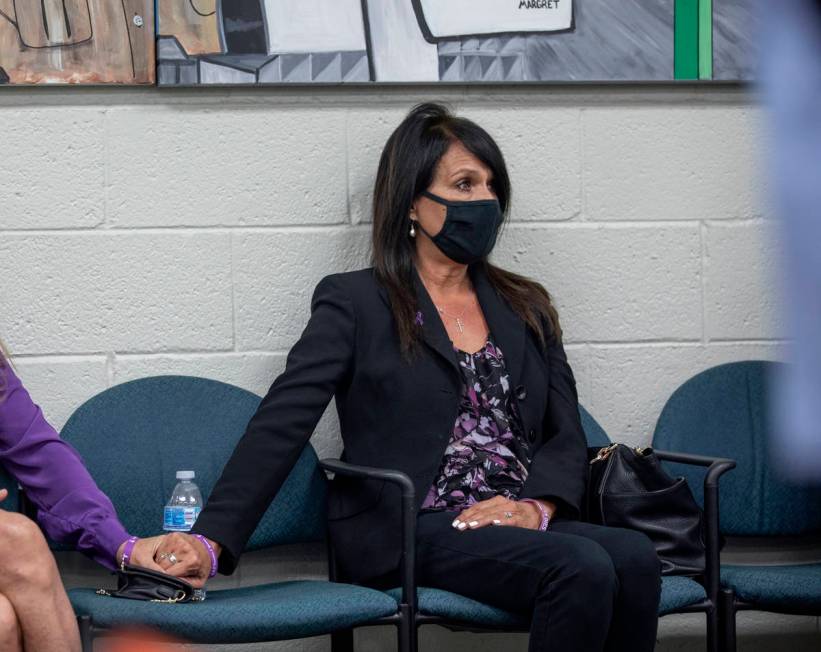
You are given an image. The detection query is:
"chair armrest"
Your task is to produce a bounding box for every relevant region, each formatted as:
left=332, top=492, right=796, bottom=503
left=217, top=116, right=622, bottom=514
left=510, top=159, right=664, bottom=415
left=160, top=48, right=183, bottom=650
left=319, top=459, right=415, bottom=495
left=652, top=448, right=736, bottom=603
left=653, top=449, right=735, bottom=478
left=318, top=458, right=417, bottom=610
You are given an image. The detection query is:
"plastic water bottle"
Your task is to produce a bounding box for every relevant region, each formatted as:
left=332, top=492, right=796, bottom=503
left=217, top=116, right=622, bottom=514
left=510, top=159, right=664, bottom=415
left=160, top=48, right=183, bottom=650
left=163, top=471, right=202, bottom=532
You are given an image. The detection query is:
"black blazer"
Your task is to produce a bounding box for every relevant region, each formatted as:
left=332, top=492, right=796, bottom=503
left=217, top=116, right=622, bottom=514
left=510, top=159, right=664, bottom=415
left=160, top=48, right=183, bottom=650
left=192, top=261, right=589, bottom=585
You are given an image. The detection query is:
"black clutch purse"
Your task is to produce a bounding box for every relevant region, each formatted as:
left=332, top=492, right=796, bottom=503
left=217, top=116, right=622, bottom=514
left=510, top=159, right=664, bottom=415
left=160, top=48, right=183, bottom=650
left=585, top=443, right=711, bottom=577
left=96, top=563, right=205, bottom=603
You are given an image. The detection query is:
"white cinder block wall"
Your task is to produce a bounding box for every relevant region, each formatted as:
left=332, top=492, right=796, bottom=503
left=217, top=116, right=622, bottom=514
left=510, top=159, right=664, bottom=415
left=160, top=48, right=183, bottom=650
left=1, top=86, right=815, bottom=651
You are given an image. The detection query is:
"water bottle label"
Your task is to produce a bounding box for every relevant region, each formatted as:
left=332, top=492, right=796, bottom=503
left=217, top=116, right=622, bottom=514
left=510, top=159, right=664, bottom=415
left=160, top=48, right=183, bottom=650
left=163, top=506, right=201, bottom=531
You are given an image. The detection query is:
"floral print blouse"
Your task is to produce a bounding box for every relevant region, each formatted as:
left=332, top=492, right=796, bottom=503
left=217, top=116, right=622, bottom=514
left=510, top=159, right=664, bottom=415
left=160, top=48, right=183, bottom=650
left=420, top=331, right=533, bottom=513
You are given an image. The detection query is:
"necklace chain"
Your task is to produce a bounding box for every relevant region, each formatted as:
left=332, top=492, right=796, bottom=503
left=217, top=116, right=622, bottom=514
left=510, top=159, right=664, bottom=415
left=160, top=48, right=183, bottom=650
left=418, top=270, right=476, bottom=336
left=434, top=299, right=475, bottom=335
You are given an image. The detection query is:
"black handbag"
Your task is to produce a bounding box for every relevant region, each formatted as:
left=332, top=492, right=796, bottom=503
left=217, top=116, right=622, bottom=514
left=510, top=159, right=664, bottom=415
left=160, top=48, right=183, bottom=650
left=585, top=443, right=709, bottom=576
left=96, top=563, right=205, bottom=603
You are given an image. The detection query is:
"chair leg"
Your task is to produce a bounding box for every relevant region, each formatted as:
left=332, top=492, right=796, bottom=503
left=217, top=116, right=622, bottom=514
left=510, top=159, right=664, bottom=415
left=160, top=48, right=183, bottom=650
left=397, top=604, right=418, bottom=652
left=77, top=615, right=94, bottom=652
left=331, top=628, right=354, bottom=652
left=719, top=588, right=737, bottom=652
left=705, top=603, right=719, bottom=652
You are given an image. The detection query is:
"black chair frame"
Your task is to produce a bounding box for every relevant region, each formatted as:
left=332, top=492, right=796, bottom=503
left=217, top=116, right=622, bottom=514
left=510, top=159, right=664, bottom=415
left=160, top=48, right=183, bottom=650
left=320, top=450, right=736, bottom=652
left=20, top=446, right=733, bottom=652
left=719, top=586, right=821, bottom=652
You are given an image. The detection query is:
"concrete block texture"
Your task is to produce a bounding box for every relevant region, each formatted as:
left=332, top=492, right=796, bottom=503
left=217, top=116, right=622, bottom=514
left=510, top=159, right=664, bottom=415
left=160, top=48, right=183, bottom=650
left=588, top=341, right=785, bottom=446
left=105, top=106, right=350, bottom=228
left=583, top=106, right=767, bottom=222
left=346, top=106, right=409, bottom=225
left=704, top=219, right=784, bottom=340
left=232, top=228, right=372, bottom=351
left=0, top=108, right=105, bottom=230
left=492, top=223, right=702, bottom=342
left=10, top=356, right=108, bottom=430
left=0, top=231, right=233, bottom=355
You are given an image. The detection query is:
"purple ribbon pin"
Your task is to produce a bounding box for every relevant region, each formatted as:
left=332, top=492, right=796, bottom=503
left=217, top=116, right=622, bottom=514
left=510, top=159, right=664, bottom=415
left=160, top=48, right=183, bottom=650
left=415, top=311, right=424, bottom=326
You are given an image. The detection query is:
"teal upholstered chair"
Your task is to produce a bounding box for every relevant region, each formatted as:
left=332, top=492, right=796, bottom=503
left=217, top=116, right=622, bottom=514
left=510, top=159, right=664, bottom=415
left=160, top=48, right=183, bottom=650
left=57, top=376, right=402, bottom=651
left=330, top=405, right=729, bottom=652
left=652, top=360, right=821, bottom=652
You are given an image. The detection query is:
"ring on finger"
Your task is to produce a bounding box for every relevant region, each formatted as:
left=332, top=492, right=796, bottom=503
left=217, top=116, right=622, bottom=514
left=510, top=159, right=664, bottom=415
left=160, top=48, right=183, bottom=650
left=157, top=552, right=170, bottom=561
left=168, top=553, right=179, bottom=565
left=504, top=511, right=513, bottom=519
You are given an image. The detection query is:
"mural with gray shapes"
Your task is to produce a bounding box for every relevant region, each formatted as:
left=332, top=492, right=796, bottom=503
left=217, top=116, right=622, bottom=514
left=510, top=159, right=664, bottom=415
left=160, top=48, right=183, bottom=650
left=160, top=0, right=758, bottom=86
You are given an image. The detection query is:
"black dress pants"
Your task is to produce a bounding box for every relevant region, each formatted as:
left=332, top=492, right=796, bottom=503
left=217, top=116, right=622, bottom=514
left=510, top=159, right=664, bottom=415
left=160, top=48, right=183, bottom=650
left=413, top=510, right=663, bottom=652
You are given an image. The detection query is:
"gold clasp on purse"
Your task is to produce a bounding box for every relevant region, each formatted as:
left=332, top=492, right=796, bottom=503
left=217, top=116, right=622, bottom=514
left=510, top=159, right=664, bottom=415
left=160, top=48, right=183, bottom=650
left=589, top=443, right=618, bottom=465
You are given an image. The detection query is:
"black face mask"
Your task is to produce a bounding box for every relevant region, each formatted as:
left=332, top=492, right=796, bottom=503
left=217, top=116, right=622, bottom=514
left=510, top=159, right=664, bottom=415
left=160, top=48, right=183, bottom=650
left=415, top=190, right=503, bottom=265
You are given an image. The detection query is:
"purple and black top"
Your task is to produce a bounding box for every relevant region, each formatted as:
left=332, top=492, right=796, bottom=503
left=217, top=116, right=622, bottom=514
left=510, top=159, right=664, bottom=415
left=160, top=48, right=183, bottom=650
left=420, top=331, right=533, bottom=512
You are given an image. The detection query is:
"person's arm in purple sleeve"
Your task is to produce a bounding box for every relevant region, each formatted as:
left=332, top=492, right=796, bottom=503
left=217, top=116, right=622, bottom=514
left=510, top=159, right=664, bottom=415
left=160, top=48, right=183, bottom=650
left=0, top=362, right=131, bottom=570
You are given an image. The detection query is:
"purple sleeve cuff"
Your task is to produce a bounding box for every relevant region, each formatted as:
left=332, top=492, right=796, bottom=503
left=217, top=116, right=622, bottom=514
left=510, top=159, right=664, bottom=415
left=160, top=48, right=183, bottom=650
left=92, top=519, right=132, bottom=571
left=37, top=508, right=131, bottom=571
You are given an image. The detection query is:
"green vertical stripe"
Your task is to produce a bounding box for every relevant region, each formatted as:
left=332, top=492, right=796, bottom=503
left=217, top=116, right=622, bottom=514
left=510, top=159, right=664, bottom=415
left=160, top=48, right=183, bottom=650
left=698, top=0, right=713, bottom=79
left=674, top=0, right=699, bottom=79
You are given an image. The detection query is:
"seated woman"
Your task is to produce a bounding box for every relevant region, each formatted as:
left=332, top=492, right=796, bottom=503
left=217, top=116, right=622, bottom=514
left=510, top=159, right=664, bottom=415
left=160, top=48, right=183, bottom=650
left=156, top=102, right=662, bottom=652
left=0, top=342, right=196, bottom=651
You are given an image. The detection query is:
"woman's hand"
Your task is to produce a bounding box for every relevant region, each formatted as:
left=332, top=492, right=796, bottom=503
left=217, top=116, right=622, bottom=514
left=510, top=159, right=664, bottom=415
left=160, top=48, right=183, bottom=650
left=115, top=536, right=168, bottom=573
left=452, top=495, right=557, bottom=531
left=153, top=533, right=222, bottom=589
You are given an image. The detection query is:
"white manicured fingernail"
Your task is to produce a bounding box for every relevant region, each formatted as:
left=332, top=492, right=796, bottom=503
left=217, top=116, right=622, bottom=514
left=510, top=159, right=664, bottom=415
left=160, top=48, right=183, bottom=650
left=468, top=520, right=479, bottom=528
left=492, top=519, right=501, bottom=525
left=457, top=522, right=467, bottom=530
left=452, top=519, right=460, bottom=528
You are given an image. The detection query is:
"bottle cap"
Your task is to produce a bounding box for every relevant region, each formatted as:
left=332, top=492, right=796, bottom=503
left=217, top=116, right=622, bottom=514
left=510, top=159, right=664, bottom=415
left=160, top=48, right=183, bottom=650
left=176, top=470, right=195, bottom=480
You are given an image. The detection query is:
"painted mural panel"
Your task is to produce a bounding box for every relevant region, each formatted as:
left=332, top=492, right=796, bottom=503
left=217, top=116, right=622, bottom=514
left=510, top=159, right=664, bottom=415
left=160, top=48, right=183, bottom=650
left=713, top=0, right=759, bottom=80
left=157, top=0, right=757, bottom=85
left=415, top=0, right=573, bottom=38
left=0, top=0, right=154, bottom=84
left=0, top=0, right=753, bottom=85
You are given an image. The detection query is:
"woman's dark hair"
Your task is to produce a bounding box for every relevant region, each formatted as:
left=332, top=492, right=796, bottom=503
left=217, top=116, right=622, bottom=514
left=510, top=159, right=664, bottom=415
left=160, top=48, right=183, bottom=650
left=371, top=101, right=563, bottom=363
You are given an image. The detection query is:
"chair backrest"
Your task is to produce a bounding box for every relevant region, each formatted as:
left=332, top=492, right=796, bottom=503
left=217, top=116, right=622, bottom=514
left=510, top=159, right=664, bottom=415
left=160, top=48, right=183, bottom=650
left=59, top=376, right=327, bottom=550
left=579, top=404, right=611, bottom=447
left=652, top=360, right=821, bottom=537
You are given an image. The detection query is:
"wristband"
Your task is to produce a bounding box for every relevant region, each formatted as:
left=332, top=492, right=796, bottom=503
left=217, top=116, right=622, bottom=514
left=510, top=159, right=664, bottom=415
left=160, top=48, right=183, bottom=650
left=120, top=536, right=138, bottom=568
left=192, top=534, right=218, bottom=578
left=519, top=499, right=550, bottom=531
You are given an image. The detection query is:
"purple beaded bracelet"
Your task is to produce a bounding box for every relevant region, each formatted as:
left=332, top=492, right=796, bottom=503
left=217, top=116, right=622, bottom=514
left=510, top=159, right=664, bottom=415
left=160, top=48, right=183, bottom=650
left=519, top=499, right=551, bottom=531
left=192, top=534, right=218, bottom=578
left=120, top=535, right=138, bottom=567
